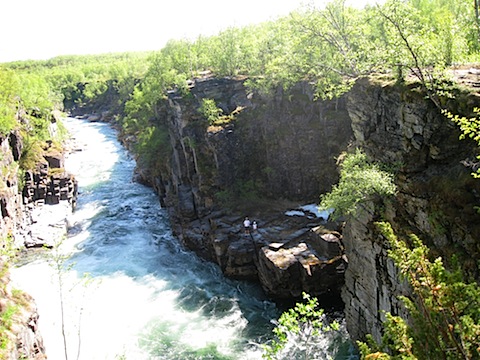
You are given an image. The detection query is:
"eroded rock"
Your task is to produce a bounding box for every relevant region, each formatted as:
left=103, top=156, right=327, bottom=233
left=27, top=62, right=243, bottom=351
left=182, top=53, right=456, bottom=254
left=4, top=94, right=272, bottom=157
left=257, top=240, right=346, bottom=299
left=342, top=77, right=480, bottom=343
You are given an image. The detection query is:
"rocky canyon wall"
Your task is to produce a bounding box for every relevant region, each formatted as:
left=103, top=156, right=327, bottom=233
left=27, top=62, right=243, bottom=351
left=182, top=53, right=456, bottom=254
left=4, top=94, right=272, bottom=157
left=148, top=77, right=352, bottom=209
left=1, top=131, right=78, bottom=249
left=131, top=76, right=353, bottom=302
left=342, top=76, right=480, bottom=342
left=131, top=74, right=480, bottom=342
left=0, top=119, right=77, bottom=359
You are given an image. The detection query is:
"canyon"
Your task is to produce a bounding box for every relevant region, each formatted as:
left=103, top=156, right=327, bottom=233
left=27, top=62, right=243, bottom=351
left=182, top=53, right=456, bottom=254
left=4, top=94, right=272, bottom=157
left=122, top=73, right=480, bottom=343
left=0, top=115, right=77, bottom=359
left=2, top=72, right=480, bottom=358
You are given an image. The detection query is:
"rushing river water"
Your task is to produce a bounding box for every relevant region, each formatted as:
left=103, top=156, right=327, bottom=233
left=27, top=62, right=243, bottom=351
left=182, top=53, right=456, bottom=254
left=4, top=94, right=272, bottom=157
left=12, top=118, right=357, bottom=359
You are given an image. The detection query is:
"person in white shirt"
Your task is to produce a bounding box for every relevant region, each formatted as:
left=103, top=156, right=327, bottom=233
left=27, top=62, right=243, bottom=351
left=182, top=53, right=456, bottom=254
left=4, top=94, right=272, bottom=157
left=243, top=217, right=251, bottom=234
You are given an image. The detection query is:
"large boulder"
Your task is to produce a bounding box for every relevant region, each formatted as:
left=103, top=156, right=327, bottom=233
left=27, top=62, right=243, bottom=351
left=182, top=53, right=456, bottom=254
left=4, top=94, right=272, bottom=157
left=177, top=203, right=347, bottom=301
left=257, top=230, right=346, bottom=300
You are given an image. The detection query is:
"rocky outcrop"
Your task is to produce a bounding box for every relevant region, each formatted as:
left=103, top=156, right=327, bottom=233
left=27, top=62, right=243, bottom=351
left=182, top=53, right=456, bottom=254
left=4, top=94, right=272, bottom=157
left=1, top=120, right=77, bottom=359
left=341, top=77, right=480, bottom=343
left=1, top=132, right=78, bottom=248
left=341, top=202, right=411, bottom=342
left=257, top=225, right=346, bottom=299
left=0, top=258, right=46, bottom=360
left=132, top=75, right=353, bottom=300
left=0, top=132, right=24, bottom=245
left=0, top=132, right=46, bottom=358
left=204, top=208, right=347, bottom=300
left=20, top=142, right=77, bottom=248
left=127, top=73, right=480, bottom=341
left=23, top=153, right=77, bottom=208
left=150, top=76, right=352, bottom=209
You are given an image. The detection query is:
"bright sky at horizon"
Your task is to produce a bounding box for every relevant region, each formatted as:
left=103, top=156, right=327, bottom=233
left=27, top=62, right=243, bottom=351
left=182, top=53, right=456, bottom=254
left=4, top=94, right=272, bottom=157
left=1, top=0, right=381, bottom=63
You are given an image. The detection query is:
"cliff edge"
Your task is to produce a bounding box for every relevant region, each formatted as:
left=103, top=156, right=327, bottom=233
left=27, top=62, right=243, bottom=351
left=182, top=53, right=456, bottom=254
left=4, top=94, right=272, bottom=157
left=129, top=73, right=480, bottom=342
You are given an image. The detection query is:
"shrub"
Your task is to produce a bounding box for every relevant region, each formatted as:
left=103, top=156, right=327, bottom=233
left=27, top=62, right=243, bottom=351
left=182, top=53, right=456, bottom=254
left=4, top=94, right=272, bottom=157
left=263, top=293, right=340, bottom=360
left=359, top=222, right=480, bottom=359
left=198, top=98, right=223, bottom=125
left=319, top=149, right=396, bottom=219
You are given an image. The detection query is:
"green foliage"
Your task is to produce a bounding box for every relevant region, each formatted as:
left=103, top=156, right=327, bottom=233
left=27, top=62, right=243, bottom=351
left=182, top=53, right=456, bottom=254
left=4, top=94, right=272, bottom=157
left=0, top=160, right=19, bottom=194
left=286, top=1, right=380, bottom=98
left=0, top=234, right=17, bottom=260
left=16, top=73, right=56, bottom=121
left=82, top=80, right=108, bottom=101
left=0, top=63, right=68, bottom=182
left=263, top=293, right=340, bottom=360
left=4, top=0, right=480, bottom=118
left=373, top=0, right=475, bottom=107
left=0, top=304, right=18, bottom=351
left=135, top=125, right=171, bottom=171
left=7, top=52, right=153, bottom=178
left=18, top=136, right=45, bottom=171
left=359, top=222, right=480, bottom=360
left=121, top=83, right=174, bottom=170
left=444, top=108, right=480, bottom=178
left=319, top=149, right=396, bottom=219
left=6, top=51, right=151, bottom=114
left=197, top=98, right=239, bottom=127
left=6, top=0, right=471, bottom=150
left=122, top=86, right=151, bottom=135
left=358, top=314, right=415, bottom=360
left=0, top=240, right=27, bottom=358
left=0, top=68, right=20, bottom=135
left=198, top=99, right=223, bottom=125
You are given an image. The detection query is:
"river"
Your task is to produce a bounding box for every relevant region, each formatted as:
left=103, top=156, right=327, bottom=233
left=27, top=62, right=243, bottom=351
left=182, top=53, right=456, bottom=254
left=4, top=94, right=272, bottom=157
left=11, top=118, right=357, bottom=359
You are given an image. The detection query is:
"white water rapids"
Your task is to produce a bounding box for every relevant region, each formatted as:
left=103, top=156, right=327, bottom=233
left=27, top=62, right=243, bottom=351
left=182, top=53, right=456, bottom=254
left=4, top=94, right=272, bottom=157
left=11, top=118, right=356, bottom=360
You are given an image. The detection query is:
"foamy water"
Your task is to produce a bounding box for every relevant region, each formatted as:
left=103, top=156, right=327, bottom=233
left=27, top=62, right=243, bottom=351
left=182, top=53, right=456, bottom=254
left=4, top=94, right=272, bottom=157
left=12, top=118, right=356, bottom=360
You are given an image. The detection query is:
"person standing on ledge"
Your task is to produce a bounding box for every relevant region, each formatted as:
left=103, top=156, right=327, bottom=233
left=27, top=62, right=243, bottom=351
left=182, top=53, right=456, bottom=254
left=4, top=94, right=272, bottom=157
left=243, top=217, right=251, bottom=235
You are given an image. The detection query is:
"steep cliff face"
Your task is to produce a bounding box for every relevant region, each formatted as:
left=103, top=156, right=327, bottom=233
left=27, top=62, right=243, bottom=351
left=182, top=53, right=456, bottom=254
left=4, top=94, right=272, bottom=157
left=151, top=76, right=352, bottom=212
left=0, top=258, right=46, bottom=360
left=1, top=120, right=77, bottom=358
left=0, top=132, right=24, bottom=246
left=1, top=132, right=78, bottom=249
left=132, top=73, right=480, bottom=339
left=1, top=132, right=45, bottom=359
left=136, top=75, right=352, bottom=300
left=342, top=76, right=480, bottom=342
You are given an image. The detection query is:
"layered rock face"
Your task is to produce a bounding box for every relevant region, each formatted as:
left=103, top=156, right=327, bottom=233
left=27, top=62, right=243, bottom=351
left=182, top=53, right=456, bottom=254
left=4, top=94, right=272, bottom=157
left=131, top=74, right=480, bottom=341
left=0, top=132, right=24, bottom=245
left=1, top=122, right=77, bottom=358
left=342, top=77, right=480, bottom=342
left=0, top=258, right=46, bottom=360
left=151, top=77, right=352, bottom=209
left=135, top=76, right=353, bottom=300
left=0, top=132, right=45, bottom=358
left=1, top=132, right=78, bottom=248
